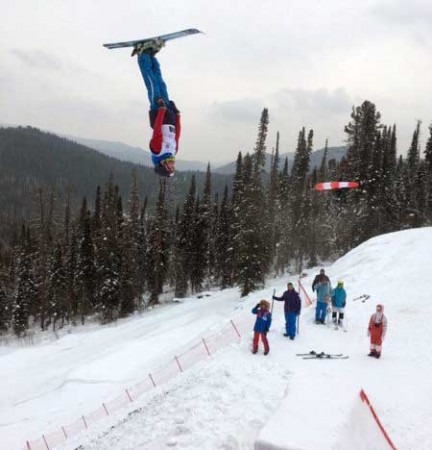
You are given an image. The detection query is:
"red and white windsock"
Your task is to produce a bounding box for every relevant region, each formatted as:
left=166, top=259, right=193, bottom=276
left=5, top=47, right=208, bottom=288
left=314, top=181, right=359, bottom=191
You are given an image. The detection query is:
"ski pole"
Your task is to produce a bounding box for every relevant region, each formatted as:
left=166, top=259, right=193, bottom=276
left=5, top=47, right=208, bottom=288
left=271, top=289, right=276, bottom=315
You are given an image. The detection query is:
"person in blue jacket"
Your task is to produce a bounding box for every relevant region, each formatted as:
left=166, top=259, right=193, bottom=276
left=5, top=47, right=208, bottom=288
left=252, top=300, right=272, bottom=355
left=313, top=277, right=332, bottom=324
left=331, top=279, right=347, bottom=326
left=273, top=282, right=301, bottom=340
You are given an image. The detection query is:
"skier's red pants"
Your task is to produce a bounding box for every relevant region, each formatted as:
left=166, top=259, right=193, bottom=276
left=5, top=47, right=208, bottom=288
left=253, top=331, right=269, bottom=352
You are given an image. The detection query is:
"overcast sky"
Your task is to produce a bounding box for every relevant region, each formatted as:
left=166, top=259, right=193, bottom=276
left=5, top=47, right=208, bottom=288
left=1, top=0, right=431, bottom=164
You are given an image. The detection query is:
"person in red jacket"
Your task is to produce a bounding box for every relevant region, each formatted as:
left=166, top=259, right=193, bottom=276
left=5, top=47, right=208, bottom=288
left=136, top=42, right=181, bottom=177
left=368, top=304, right=388, bottom=359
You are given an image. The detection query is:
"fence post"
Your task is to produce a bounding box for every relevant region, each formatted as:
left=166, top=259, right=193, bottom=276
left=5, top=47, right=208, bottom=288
left=202, top=337, right=211, bottom=356
left=125, top=389, right=133, bottom=402
left=26, top=441, right=32, bottom=450
left=359, top=390, right=397, bottom=450
left=42, top=434, right=49, bottom=450
left=61, top=426, right=68, bottom=439
left=102, top=402, right=109, bottom=416
left=230, top=320, right=241, bottom=338
left=149, top=373, right=156, bottom=388
left=174, top=356, right=183, bottom=372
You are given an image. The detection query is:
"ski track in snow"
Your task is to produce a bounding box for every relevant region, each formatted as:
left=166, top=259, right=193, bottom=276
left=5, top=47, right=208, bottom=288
left=2, top=227, right=432, bottom=450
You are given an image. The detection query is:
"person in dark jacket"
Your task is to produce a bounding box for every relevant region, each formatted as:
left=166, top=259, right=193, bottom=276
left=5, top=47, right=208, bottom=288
left=252, top=300, right=272, bottom=355
left=273, top=282, right=301, bottom=340
left=312, top=268, right=330, bottom=291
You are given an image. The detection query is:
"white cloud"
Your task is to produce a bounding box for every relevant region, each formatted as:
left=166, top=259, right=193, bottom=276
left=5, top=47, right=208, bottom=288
left=11, top=49, right=63, bottom=71
left=209, top=98, right=265, bottom=122
left=1, top=0, right=431, bottom=162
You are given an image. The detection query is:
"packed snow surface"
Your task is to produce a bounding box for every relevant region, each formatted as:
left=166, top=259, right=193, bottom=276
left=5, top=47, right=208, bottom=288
left=1, top=227, right=432, bottom=450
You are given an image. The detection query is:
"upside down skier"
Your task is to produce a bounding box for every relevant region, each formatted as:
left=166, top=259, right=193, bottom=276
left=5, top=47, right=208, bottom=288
left=135, top=40, right=181, bottom=177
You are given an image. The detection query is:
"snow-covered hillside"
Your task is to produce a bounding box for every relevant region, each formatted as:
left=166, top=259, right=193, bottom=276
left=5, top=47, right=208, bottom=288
left=2, top=227, right=432, bottom=450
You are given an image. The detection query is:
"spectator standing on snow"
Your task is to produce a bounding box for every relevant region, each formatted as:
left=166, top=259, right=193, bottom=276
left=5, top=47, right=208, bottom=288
left=312, top=268, right=330, bottom=291
left=331, top=280, right=347, bottom=326
left=273, top=282, right=301, bottom=340
left=368, top=304, right=388, bottom=359
left=314, top=277, right=332, bottom=324
left=252, top=300, right=272, bottom=355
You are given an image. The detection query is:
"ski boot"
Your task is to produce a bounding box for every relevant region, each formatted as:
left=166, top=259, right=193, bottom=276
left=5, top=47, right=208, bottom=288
left=368, top=350, right=377, bottom=357
left=252, top=348, right=258, bottom=354
left=264, top=350, right=269, bottom=355
left=131, top=38, right=165, bottom=56
left=375, top=352, right=381, bottom=359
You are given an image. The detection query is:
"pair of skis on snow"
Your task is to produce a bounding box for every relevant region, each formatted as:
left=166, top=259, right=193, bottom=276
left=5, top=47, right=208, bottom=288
left=296, top=351, right=349, bottom=360
left=352, top=294, right=370, bottom=303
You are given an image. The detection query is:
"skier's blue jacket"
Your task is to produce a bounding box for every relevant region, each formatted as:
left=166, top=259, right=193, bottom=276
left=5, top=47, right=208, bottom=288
left=331, top=287, right=346, bottom=308
left=252, top=306, right=272, bottom=333
left=273, top=290, right=301, bottom=314
left=314, top=281, right=331, bottom=303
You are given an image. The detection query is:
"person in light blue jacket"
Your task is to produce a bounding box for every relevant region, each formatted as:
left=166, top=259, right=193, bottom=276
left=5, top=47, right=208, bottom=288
left=313, top=277, right=332, bottom=324
left=331, top=280, right=347, bottom=326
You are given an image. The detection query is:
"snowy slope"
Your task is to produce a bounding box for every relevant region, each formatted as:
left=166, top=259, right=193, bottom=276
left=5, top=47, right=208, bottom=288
left=2, top=227, right=432, bottom=450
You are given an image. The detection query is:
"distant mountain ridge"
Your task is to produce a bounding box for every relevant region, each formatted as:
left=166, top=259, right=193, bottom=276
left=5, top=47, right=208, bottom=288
left=2, top=124, right=345, bottom=175
left=0, top=126, right=232, bottom=240
left=66, top=135, right=211, bottom=172
left=214, top=146, right=346, bottom=174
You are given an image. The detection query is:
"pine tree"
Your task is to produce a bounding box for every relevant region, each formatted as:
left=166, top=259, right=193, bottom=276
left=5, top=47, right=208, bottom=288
left=147, top=180, right=170, bottom=304
left=13, top=228, right=37, bottom=336
left=424, top=123, right=432, bottom=217
left=318, top=139, right=329, bottom=182
left=344, top=100, right=382, bottom=182
left=46, top=243, right=68, bottom=330
left=96, top=177, right=122, bottom=322
left=119, top=172, right=142, bottom=316
left=174, top=177, right=197, bottom=297
left=275, top=158, right=292, bottom=274
left=66, top=226, right=79, bottom=323
left=267, top=132, right=281, bottom=266
left=0, top=285, right=9, bottom=333
left=290, top=128, right=313, bottom=270
left=199, top=164, right=213, bottom=286
left=215, top=186, right=234, bottom=288
left=190, top=197, right=207, bottom=292
left=76, top=198, right=96, bottom=324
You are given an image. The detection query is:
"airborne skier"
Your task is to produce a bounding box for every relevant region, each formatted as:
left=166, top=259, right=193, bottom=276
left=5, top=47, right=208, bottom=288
left=104, top=29, right=202, bottom=177
left=135, top=42, right=180, bottom=177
